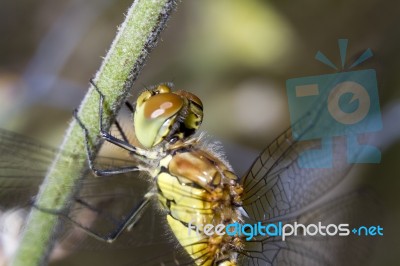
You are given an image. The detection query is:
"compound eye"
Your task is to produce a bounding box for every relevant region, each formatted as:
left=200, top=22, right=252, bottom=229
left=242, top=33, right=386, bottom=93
left=185, top=92, right=203, bottom=108
left=144, top=93, right=183, bottom=120
left=175, top=90, right=203, bottom=109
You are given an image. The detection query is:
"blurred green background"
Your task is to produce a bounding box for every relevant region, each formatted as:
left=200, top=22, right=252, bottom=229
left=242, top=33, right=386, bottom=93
left=0, top=0, right=399, bottom=265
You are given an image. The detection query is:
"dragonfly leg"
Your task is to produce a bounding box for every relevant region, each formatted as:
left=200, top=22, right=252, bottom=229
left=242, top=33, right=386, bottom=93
left=126, top=191, right=155, bottom=232
left=33, top=193, right=153, bottom=243
left=113, top=119, right=129, bottom=143
left=89, top=79, right=159, bottom=160
left=111, top=99, right=136, bottom=143
left=71, top=193, right=153, bottom=243
left=124, top=100, right=135, bottom=114
left=73, top=110, right=145, bottom=176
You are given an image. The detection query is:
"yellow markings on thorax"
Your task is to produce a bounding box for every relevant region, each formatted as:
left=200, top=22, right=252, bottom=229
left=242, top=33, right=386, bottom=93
left=155, top=148, right=242, bottom=266
left=157, top=171, right=214, bottom=226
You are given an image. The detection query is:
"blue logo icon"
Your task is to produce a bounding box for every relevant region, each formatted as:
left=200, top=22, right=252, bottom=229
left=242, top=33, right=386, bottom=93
left=286, top=39, right=382, bottom=168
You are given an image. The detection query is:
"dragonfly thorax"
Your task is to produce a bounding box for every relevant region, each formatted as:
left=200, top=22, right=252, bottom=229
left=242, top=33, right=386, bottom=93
left=133, top=84, right=203, bottom=148
left=155, top=143, right=244, bottom=265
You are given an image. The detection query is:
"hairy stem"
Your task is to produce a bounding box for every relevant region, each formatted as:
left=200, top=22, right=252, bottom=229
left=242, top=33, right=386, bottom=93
left=11, top=0, right=177, bottom=265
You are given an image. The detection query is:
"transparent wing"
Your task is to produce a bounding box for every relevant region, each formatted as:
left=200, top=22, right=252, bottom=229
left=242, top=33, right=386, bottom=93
left=0, top=127, right=196, bottom=265
left=239, top=78, right=381, bottom=265
left=0, top=128, right=138, bottom=233
left=239, top=81, right=371, bottom=222
left=0, top=128, right=58, bottom=207
left=238, top=189, right=382, bottom=266
left=239, top=126, right=353, bottom=222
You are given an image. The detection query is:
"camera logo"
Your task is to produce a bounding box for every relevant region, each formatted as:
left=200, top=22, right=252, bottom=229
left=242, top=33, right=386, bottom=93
left=286, top=39, right=382, bottom=168
left=327, top=81, right=370, bottom=125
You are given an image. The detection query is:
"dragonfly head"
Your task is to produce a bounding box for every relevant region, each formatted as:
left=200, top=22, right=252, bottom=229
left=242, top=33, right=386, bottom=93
left=134, top=84, right=203, bottom=148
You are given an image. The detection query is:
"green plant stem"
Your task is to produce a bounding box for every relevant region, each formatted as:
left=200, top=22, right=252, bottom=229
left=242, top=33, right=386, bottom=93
left=11, top=0, right=177, bottom=265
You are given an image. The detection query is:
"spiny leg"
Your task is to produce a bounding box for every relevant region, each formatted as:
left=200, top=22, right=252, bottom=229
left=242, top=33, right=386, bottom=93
left=124, top=100, right=135, bottom=113
left=70, top=193, right=153, bottom=243
left=33, top=193, right=153, bottom=243
left=126, top=191, right=154, bottom=232
left=114, top=119, right=129, bottom=143
left=73, top=110, right=142, bottom=176
left=88, top=79, right=158, bottom=159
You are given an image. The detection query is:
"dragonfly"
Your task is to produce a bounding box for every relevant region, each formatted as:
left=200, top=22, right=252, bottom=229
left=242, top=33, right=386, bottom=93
left=0, top=82, right=381, bottom=266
